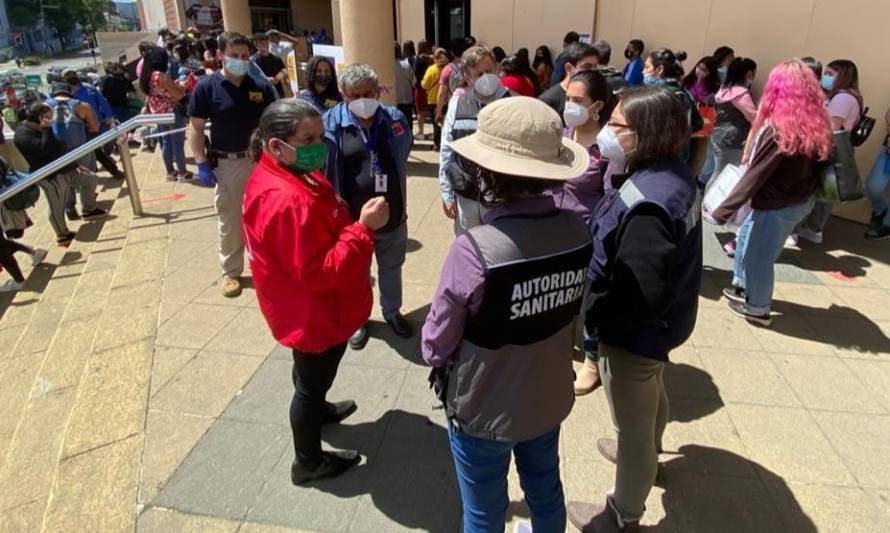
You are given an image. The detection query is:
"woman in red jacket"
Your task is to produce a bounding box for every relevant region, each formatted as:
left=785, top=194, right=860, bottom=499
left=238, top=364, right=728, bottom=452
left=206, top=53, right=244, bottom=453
left=243, top=99, right=390, bottom=485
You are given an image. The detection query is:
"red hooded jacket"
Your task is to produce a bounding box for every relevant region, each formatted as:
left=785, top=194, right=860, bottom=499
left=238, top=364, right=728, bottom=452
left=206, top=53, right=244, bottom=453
left=243, top=152, right=375, bottom=353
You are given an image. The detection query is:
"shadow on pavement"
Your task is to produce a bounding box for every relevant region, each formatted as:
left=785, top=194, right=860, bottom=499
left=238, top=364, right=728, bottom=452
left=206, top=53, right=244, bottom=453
left=314, top=409, right=461, bottom=533
left=647, top=444, right=817, bottom=532
left=664, top=363, right=723, bottom=423
left=373, top=304, right=431, bottom=366
left=770, top=300, right=890, bottom=355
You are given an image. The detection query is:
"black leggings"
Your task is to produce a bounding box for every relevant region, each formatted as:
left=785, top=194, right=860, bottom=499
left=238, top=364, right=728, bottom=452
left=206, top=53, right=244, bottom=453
left=0, top=237, right=32, bottom=283
left=290, top=342, right=347, bottom=465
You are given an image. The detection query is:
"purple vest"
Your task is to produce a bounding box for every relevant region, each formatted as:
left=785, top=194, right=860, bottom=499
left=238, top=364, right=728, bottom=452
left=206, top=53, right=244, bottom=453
left=587, top=157, right=703, bottom=360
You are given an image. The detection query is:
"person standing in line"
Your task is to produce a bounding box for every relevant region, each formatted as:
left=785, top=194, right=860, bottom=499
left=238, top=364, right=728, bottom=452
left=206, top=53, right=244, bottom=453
left=550, top=31, right=582, bottom=87
left=798, top=59, right=864, bottom=245
left=142, top=46, right=191, bottom=182
left=422, top=49, right=448, bottom=151
left=712, top=46, right=736, bottom=82
left=251, top=33, right=288, bottom=98
left=712, top=60, right=832, bottom=326
left=298, top=56, right=342, bottom=113
left=710, top=58, right=757, bottom=180
left=499, top=56, right=536, bottom=97
left=0, top=156, right=47, bottom=293
left=322, top=64, right=413, bottom=350
left=412, top=40, right=433, bottom=140
left=539, top=43, right=599, bottom=124
left=440, top=46, right=513, bottom=232
left=244, top=99, right=391, bottom=485
left=423, top=97, right=593, bottom=533
left=63, top=70, right=125, bottom=180
left=866, top=107, right=890, bottom=240
left=589, top=40, right=630, bottom=120
left=534, top=46, right=554, bottom=89
left=267, top=29, right=298, bottom=62
left=394, top=43, right=416, bottom=135
left=567, top=86, right=703, bottom=533
left=435, top=38, right=469, bottom=129
left=188, top=31, right=278, bottom=298
left=622, top=39, right=645, bottom=86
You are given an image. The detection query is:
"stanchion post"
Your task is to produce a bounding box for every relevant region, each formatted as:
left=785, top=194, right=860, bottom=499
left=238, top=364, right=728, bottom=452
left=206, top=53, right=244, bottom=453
left=117, top=136, right=143, bottom=216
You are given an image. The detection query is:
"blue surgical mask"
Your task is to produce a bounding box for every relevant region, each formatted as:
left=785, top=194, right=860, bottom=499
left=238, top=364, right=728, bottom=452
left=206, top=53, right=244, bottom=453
left=820, top=74, right=835, bottom=91
left=643, top=73, right=656, bottom=86
left=224, top=57, right=249, bottom=77
left=744, top=79, right=753, bottom=89
left=718, top=66, right=728, bottom=81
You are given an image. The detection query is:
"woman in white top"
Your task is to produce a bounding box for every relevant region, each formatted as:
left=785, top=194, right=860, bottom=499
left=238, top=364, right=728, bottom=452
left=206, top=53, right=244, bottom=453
left=798, top=59, right=863, bottom=244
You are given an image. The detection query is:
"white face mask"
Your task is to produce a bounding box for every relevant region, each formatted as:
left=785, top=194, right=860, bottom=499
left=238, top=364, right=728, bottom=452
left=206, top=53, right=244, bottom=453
left=563, top=102, right=590, bottom=129
left=474, top=73, right=501, bottom=97
left=596, top=125, right=634, bottom=166
left=348, top=97, right=380, bottom=120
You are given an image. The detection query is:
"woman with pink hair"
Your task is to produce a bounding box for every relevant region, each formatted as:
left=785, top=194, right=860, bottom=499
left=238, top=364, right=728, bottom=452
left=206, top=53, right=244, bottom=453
left=711, top=59, right=832, bottom=326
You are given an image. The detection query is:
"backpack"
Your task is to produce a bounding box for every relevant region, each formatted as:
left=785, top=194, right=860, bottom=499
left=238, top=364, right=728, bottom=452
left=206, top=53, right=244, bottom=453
left=50, top=98, right=87, bottom=150
left=1, top=169, right=40, bottom=212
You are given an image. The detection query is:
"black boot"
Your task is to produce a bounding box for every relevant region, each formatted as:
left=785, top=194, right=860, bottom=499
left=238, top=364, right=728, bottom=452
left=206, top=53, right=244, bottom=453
left=322, top=400, right=357, bottom=424
left=291, top=450, right=360, bottom=485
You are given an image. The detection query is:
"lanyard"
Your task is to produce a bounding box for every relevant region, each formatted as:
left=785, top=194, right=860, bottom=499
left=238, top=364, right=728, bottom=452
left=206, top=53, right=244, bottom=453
left=356, top=116, right=383, bottom=175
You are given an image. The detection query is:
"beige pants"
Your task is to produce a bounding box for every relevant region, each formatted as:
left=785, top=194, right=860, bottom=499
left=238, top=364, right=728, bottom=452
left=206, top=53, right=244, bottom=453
left=599, top=342, right=669, bottom=521
left=214, top=157, right=255, bottom=277
left=0, top=142, right=30, bottom=172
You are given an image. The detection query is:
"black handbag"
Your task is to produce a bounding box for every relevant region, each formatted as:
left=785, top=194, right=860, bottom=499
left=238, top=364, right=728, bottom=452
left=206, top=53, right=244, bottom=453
left=815, top=130, right=863, bottom=203
left=1, top=169, right=40, bottom=212
left=850, top=106, right=876, bottom=147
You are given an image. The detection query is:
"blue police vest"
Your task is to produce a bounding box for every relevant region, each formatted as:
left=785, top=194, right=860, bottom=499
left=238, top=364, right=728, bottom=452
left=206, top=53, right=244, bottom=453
left=588, top=157, right=703, bottom=360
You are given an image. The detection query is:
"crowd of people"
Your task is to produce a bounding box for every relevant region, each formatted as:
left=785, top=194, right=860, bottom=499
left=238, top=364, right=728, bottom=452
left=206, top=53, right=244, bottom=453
left=1, top=22, right=889, bottom=533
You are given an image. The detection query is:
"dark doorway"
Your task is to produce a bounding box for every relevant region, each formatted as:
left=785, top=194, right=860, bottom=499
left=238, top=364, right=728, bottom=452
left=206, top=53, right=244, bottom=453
left=424, top=0, right=471, bottom=48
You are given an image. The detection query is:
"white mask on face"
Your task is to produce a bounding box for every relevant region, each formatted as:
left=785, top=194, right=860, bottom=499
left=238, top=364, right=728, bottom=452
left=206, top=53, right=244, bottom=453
left=596, top=125, right=633, bottom=167
left=474, top=73, right=501, bottom=97
left=563, top=102, right=590, bottom=129
left=348, top=97, right=380, bottom=120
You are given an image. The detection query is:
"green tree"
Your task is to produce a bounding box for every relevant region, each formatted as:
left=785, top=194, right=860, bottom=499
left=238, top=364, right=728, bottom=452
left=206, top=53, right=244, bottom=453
left=7, top=0, right=42, bottom=28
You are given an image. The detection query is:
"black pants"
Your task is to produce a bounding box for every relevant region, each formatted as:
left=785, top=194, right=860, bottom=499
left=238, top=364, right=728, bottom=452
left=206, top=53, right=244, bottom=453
left=429, top=107, right=442, bottom=148
left=0, top=237, right=31, bottom=283
left=397, top=103, right=414, bottom=136
left=290, top=342, right=347, bottom=465
left=87, top=131, right=122, bottom=176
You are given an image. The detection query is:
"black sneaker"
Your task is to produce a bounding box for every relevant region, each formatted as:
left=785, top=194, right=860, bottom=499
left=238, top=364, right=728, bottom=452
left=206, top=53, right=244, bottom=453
left=722, top=286, right=746, bottom=304
left=322, top=400, right=357, bottom=425
left=865, top=224, right=890, bottom=241
left=349, top=325, right=369, bottom=350
left=728, top=300, right=772, bottom=327
left=290, top=450, right=360, bottom=486
left=56, top=232, right=76, bottom=247
left=385, top=313, right=414, bottom=338
left=65, top=208, right=80, bottom=221
left=869, top=210, right=887, bottom=232
left=81, top=208, right=108, bottom=220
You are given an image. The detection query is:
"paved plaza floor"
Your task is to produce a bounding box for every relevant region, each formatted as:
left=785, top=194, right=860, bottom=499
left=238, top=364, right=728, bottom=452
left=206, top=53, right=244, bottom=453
left=1, top=137, right=890, bottom=532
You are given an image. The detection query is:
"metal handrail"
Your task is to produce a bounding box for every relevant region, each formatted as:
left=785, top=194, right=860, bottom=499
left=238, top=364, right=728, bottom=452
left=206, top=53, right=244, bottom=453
left=0, top=113, right=176, bottom=216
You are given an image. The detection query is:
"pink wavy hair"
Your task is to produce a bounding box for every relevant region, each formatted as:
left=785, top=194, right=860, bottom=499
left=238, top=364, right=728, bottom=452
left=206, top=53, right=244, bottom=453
left=749, top=59, right=833, bottom=161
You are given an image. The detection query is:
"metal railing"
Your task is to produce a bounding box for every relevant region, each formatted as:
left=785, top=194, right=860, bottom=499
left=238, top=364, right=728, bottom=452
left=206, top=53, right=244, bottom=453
left=0, top=113, right=176, bottom=217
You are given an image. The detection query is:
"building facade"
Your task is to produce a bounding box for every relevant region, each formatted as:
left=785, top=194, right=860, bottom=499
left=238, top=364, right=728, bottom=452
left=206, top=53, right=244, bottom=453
left=137, top=0, right=333, bottom=35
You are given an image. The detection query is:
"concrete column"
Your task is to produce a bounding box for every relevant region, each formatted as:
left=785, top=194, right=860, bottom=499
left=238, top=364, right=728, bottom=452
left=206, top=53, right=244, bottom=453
left=331, top=0, right=342, bottom=45
left=338, top=0, right=396, bottom=105
left=220, top=0, right=252, bottom=35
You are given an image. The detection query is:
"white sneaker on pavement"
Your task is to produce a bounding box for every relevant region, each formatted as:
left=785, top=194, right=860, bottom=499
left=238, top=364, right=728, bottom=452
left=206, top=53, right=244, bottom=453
left=797, top=227, right=823, bottom=244
left=0, top=279, right=24, bottom=293
left=785, top=234, right=798, bottom=247
left=31, top=248, right=47, bottom=266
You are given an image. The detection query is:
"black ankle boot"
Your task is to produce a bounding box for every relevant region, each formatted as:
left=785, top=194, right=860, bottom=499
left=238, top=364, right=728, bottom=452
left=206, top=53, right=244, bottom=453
left=291, top=450, right=360, bottom=485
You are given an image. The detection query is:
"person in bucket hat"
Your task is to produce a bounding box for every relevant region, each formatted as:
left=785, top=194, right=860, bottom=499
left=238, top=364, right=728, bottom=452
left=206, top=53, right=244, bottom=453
left=422, top=96, right=593, bottom=533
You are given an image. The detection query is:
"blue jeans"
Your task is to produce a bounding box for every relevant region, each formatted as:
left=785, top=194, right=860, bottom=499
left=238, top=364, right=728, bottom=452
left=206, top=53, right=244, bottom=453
left=449, top=427, right=566, bottom=533
left=733, top=197, right=815, bottom=315
left=159, top=112, right=187, bottom=174
left=866, top=149, right=890, bottom=226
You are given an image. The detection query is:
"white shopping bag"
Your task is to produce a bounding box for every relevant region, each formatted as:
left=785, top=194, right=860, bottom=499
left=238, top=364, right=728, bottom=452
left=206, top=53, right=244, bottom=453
left=702, top=163, right=742, bottom=220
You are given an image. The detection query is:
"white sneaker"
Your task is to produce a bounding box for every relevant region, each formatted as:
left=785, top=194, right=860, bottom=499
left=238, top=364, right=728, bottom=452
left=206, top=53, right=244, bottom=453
left=0, top=279, right=24, bottom=293
left=797, top=227, right=823, bottom=244
left=31, top=248, right=47, bottom=266
left=513, top=521, right=533, bottom=533
left=785, top=234, right=798, bottom=247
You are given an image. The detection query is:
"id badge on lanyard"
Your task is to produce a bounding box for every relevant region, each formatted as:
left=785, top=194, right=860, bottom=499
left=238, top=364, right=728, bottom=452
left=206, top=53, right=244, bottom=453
left=360, top=121, right=387, bottom=194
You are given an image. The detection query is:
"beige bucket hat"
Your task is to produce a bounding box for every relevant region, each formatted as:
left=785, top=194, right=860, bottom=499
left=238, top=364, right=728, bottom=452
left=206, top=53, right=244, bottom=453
left=450, top=96, right=590, bottom=181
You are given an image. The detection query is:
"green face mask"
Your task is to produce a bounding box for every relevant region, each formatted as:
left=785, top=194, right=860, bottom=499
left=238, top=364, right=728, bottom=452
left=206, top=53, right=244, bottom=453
left=280, top=141, right=327, bottom=173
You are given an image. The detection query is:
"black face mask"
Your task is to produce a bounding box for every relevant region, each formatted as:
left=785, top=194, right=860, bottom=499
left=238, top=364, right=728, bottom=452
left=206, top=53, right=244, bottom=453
left=315, top=74, right=332, bottom=87
left=624, top=49, right=634, bottom=60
